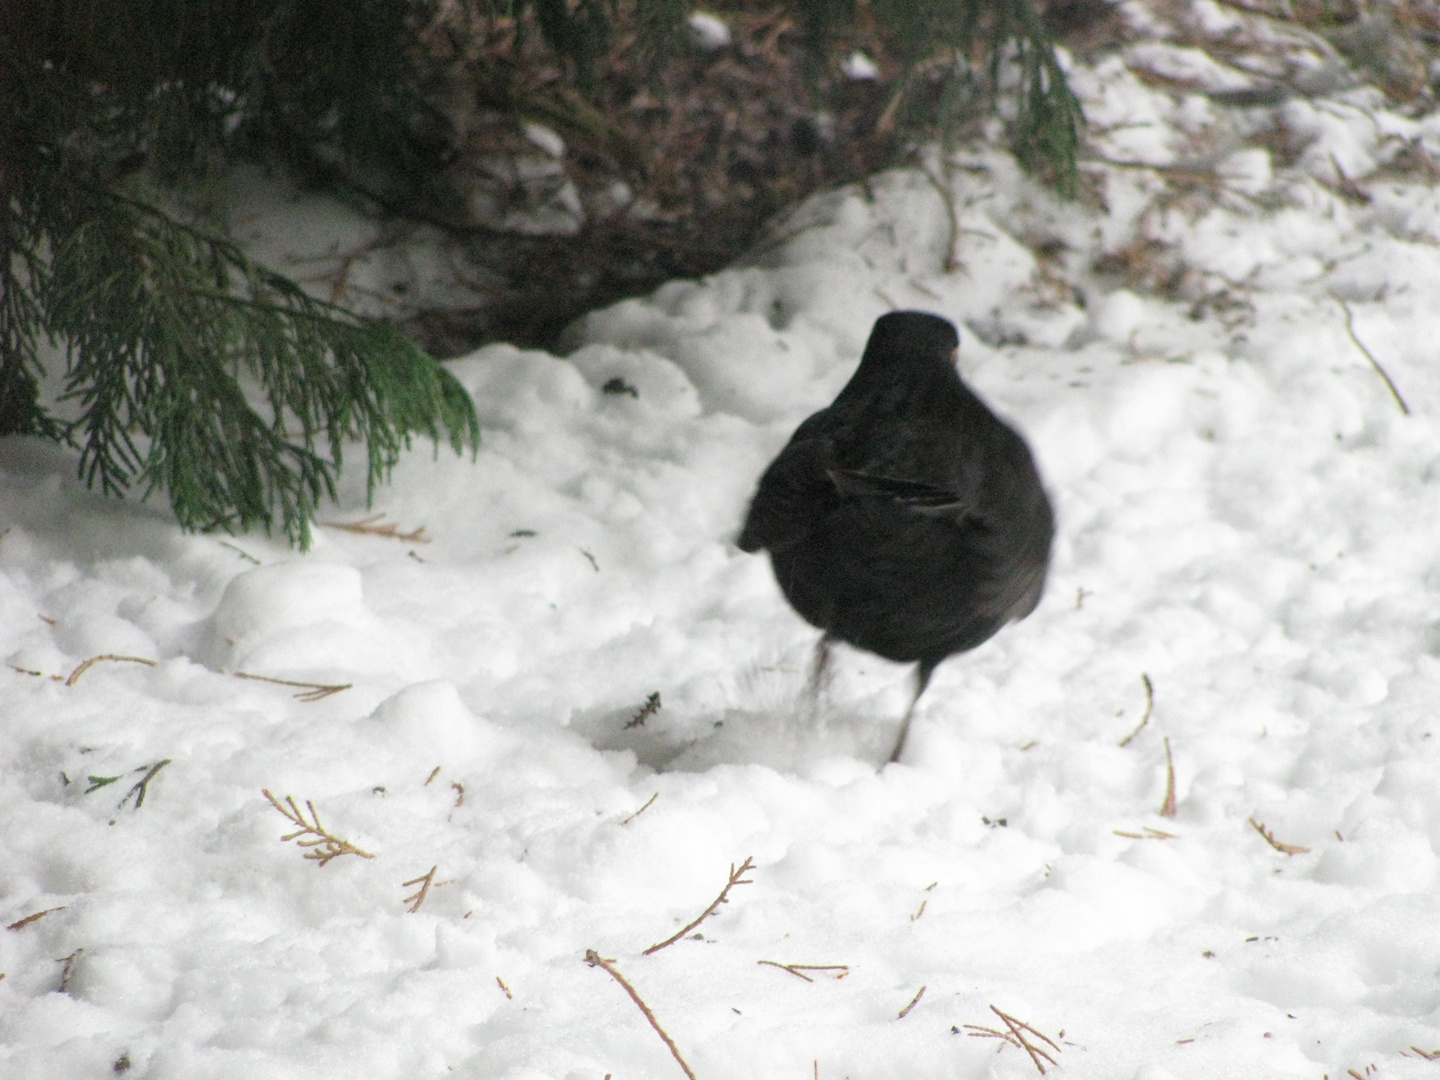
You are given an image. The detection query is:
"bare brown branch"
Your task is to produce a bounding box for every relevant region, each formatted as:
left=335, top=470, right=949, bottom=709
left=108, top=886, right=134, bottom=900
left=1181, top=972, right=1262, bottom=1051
left=263, top=789, right=375, bottom=866
left=644, top=856, right=755, bottom=955
left=584, top=950, right=697, bottom=1080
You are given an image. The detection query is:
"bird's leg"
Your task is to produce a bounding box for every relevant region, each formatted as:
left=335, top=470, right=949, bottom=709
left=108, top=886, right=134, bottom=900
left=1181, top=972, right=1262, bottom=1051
left=808, top=634, right=833, bottom=696
left=889, top=660, right=937, bottom=764
left=804, top=634, right=834, bottom=725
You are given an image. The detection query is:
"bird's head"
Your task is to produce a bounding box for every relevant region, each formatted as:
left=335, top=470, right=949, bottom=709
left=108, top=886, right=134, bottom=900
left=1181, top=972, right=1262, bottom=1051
left=860, top=311, right=960, bottom=373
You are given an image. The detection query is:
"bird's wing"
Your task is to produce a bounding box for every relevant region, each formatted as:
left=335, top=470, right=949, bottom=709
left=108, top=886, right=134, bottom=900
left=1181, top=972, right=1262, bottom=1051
left=737, top=438, right=840, bottom=554
left=826, top=468, right=971, bottom=516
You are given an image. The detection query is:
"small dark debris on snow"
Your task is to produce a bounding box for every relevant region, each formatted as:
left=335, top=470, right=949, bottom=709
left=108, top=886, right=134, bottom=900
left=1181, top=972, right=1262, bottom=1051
left=626, top=692, right=662, bottom=728
left=602, top=377, right=639, bottom=398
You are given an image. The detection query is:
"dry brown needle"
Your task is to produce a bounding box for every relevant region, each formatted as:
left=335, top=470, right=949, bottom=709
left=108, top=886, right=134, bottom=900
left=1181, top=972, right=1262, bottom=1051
left=1249, top=817, right=1310, bottom=855
left=1119, top=673, right=1154, bottom=747
left=235, top=671, right=352, bottom=702
left=65, top=654, right=157, bottom=686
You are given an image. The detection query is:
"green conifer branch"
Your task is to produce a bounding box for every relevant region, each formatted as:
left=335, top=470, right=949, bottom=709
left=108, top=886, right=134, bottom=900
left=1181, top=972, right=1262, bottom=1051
left=34, top=183, right=478, bottom=549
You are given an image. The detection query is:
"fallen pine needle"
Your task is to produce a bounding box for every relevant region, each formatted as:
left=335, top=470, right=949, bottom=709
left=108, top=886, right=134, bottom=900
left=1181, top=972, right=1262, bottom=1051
left=756, top=960, right=850, bottom=982
left=584, top=950, right=696, bottom=1080
left=1332, top=293, right=1409, bottom=415
left=496, top=976, right=513, bottom=1000
left=1249, top=817, right=1310, bottom=855
left=321, top=514, right=430, bottom=543
left=235, top=671, right=352, bottom=702
left=1159, top=737, right=1177, bottom=818
left=403, top=866, right=438, bottom=912
left=644, top=856, right=755, bottom=955
left=7, top=906, right=67, bottom=931
left=1113, top=826, right=1175, bottom=840
left=621, top=792, right=659, bottom=826
left=960, top=1006, right=1061, bottom=1075
left=65, top=654, right=157, bottom=686
left=897, top=985, right=926, bottom=1019
left=1119, top=673, right=1155, bottom=747
left=119, top=759, right=171, bottom=809
left=57, top=948, right=82, bottom=992
left=263, top=789, right=375, bottom=866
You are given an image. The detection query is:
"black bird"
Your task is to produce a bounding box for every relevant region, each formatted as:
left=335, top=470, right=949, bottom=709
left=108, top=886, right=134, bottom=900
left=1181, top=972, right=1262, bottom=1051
left=737, top=311, right=1053, bottom=762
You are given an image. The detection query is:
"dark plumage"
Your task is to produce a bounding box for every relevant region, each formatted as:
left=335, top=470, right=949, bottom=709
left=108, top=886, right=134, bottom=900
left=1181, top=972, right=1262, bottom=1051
left=738, top=311, right=1054, bottom=762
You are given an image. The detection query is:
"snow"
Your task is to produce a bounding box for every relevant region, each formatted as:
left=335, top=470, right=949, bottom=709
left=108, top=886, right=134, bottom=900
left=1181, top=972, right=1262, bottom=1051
left=688, top=13, right=732, bottom=52
left=7, top=13, right=1440, bottom=1080
left=843, top=52, right=880, bottom=82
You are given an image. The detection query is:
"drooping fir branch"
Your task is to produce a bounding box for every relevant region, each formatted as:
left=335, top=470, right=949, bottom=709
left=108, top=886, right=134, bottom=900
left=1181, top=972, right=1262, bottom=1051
left=19, top=179, right=477, bottom=549
left=857, top=0, right=1084, bottom=192
left=0, top=193, right=63, bottom=440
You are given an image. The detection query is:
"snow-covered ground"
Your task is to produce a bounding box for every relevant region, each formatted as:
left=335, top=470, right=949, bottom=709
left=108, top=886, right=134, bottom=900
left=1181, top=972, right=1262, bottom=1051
left=8, top=6, right=1440, bottom=1078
